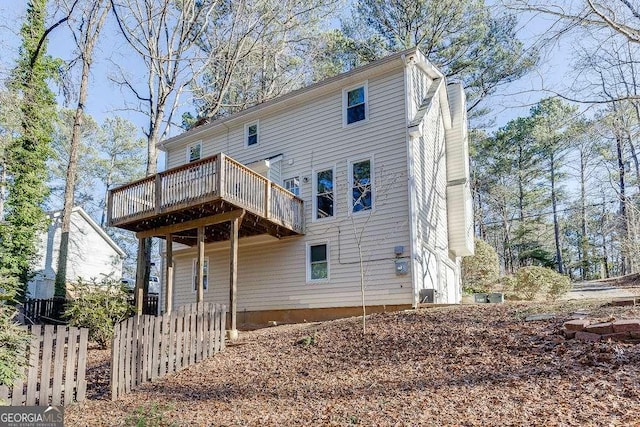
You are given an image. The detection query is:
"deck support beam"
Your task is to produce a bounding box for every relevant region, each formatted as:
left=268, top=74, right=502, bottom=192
left=227, top=212, right=244, bottom=341
left=136, top=209, right=246, bottom=240
left=165, top=234, right=173, bottom=314
left=196, top=226, right=205, bottom=303
left=135, top=237, right=147, bottom=315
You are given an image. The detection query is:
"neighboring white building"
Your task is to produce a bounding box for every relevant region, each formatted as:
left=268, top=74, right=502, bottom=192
left=107, top=48, right=473, bottom=327
left=28, top=207, right=125, bottom=299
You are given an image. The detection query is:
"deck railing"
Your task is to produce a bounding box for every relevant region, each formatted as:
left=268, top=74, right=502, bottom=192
left=108, top=153, right=304, bottom=234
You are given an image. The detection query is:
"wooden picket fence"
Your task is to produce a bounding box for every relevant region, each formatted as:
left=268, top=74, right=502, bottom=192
left=110, top=302, right=226, bottom=400
left=0, top=325, right=89, bottom=406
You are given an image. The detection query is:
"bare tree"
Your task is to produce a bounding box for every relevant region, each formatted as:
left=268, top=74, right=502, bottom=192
left=507, top=0, right=640, bottom=104
left=109, top=0, right=222, bottom=310
left=187, top=0, right=338, bottom=121
left=340, top=164, right=402, bottom=334
left=509, top=0, right=640, bottom=44
left=109, top=0, right=221, bottom=173
left=54, top=0, right=111, bottom=295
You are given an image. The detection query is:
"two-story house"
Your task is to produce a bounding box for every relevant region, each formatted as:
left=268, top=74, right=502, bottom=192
left=29, top=206, right=125, bottom=299
left=107, top=48, right=473, bottom=334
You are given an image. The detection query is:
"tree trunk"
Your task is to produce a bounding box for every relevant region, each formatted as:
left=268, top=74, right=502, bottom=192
left=54, top=57, right=91, bottom=296
left=550, top=150, right=564, bottom=274
left=54, top=1, right=110, bottom=296
left=616, top=133, right=628, bottom=274
left=580, top=149, right=588, bottom=280
left=100, top=166, right=112, bottom=228
left=600, top=198, right=610, bottom=278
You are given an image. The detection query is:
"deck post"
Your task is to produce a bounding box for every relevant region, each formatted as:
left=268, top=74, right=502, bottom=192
left=135, top=237, right=146, bottom=315
left=165, top=234, right=173, bottom=314
left=196, top=226, right=205, bottom=303
left=227, top=213, right=243, bottom=341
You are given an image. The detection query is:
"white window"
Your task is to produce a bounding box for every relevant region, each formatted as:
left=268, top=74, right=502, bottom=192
left=343, top=83, right=368, bottom=126
left=307, top=243, right=329, bottom=282
left=349, top=158, right=373, bottom=213
left=192, top=258, right=209, bottom=292
left=187, top=141, right=202, bottom=163
left=245, top=122, right=259, bottom=147
left=313, top=167, right=335, bottom=219
left=283, top=177, right=300, bottom=196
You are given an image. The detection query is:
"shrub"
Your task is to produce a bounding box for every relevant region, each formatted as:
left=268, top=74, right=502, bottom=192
left=65, top=278, right=133, bottom=349
left=512, top=266, right=571, bottom=301
left=494, top=275, right=517, bottom=295
left=462, top=239, right=500, bottom=293
left=0, top=306, right=31, bottom=388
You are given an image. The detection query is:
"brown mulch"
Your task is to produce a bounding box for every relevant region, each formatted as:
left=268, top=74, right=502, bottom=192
left=65, top=303, right=640, bottom=426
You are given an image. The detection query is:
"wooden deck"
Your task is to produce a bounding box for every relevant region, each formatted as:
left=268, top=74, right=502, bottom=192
left=107, top=153, right=304, bottom=244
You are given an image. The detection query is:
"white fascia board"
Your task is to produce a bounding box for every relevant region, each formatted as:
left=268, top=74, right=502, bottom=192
left=413, top=54, right=452, bottom=131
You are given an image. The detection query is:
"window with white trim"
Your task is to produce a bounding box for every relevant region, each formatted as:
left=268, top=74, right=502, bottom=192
left=187, top=141, right=202, bottom=163
left=283, top=177, right=300, bottom=196
left=245, top=122, right=259, bottom=147
left=307, top=243, right=329, bottom=282
left=192, top=257, right=209, bottom=292
left=350, top=158, right=373, bottom=212
left=314, top=167, right=335, bottom=219
left=344, top=83, right=367, bottom=125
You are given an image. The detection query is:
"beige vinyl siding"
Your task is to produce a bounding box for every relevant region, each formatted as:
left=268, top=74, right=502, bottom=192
left=444, top=84, right=469, bottom=182
left=171, top=231, right=411, bottom=311
left=409, top=85, right=456, bottom=303
left=167, top=67, right=414, bottom=311
left=444, top=83, right=474, bottom=256
left=446, top=182, right=474, bottom=257
left=409, top=65, right=433, bottom=119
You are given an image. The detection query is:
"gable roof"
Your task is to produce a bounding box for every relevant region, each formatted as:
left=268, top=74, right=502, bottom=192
left=160, top=47, right=452, bottom=150
left=48, top=207, right=126, bottom=257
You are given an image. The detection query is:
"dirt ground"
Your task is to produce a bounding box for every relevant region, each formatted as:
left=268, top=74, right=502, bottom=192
left=595, top=273, right=640, bottom=289
left=65, top=298, right=640, bottom=426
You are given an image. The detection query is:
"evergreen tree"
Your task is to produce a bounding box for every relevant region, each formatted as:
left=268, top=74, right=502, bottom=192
left=530, top=98, right=579, bottom=274
left=0, top=0, right=57, bottom=298
left=321, top=0, right=537, bottom=115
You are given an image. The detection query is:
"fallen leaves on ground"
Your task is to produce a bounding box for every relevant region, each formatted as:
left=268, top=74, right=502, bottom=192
left=65, top=302, right=640, bottom=426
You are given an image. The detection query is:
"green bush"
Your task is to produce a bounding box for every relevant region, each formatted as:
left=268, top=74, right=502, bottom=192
left=0, top=306, right=31, bottom=388
left=511, top=266, right=571, bottom=301
left=65, top=278, right=133, bottom=349
left=462, top=239, right=500, bottom=293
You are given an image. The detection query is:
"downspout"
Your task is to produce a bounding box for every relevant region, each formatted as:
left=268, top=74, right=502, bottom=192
left=402, top=53, right=419, bottom=308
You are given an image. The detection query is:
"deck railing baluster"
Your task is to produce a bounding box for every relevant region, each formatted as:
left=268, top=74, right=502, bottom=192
left=108, top=153, right=303, bottom=234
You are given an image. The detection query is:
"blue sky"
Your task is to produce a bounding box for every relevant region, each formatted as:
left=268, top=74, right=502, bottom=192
left=0, top=2, right=149, bottom=133
left=0, top=2, right=573, bottom=137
